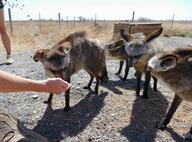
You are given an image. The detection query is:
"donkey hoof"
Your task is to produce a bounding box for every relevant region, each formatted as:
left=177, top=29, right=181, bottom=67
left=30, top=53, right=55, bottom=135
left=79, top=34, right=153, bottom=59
left=115, top=72, right=120, bottom=76
left=142, top=94, right=148, bottom=99
left=43, top=100, right=52, bottom=104
left=83, top=86, right=90, bottom=89
left=156, top=121, right=166, bottom=130
left=63, top=106, right=71, bottom=112
left=121, top=77, right=127, bottom=81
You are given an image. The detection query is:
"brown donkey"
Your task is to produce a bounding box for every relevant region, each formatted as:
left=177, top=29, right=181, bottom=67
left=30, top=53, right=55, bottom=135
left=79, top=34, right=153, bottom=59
left=33, top=31, right=107, bottom=111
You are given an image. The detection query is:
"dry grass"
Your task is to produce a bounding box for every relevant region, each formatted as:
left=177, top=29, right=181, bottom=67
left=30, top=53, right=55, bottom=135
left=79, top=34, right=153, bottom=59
left=0, top=20, right=192, bottom=52
left=163, top=21, right=192, bottom=37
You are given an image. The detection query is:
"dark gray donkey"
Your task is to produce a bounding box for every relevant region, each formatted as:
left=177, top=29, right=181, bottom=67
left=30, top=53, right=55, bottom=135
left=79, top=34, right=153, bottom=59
left=148, top=47, right=192, bottom=140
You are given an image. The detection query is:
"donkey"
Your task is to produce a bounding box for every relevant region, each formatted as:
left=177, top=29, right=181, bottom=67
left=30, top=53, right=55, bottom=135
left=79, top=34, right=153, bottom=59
left=33, top=31, right=107, bottom=111
left=148, top=48, right=192, bottom=132
left=105, top=28, right=163, bottom=98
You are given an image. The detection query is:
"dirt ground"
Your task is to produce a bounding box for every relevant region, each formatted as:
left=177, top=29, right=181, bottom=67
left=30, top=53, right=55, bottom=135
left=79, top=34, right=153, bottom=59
left=0, top=23, right=192, bottom=142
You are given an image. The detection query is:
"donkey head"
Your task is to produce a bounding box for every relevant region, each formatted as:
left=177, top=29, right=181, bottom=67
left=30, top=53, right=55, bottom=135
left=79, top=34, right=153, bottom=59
left=33, top=42, right=71, bottom=78
left=121, top=27, right=163, bottom=57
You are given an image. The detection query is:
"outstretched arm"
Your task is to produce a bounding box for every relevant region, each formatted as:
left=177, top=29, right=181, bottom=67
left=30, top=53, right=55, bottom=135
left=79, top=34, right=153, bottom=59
left=0, top=70, right=71, bottom=94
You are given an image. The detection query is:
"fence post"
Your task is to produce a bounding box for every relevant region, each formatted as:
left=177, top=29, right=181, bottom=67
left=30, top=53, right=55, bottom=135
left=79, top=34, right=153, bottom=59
left=94, top=13, right=97, bottom=26
left=8, top=8, right=13, bottom=34
left=132, top=11, right=135, bottom=22
left=66, top=16, right=68, bottom=26
left=74, top=16, right=75, bottom=26
left=170, top=13, right=175, bottom=31
left=39, top=12, right=41, bottom=33
left=58, top=12, right=61, bottom=28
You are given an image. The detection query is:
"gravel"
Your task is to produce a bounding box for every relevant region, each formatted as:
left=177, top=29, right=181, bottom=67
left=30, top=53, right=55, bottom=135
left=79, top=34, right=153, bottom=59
left=0, top=36, right=192, bottom=142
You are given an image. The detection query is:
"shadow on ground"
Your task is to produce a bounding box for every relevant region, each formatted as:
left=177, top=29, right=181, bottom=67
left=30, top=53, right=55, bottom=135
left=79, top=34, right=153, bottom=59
left=100, top=77, right=144, bottom=95
left=120, top=88, right=186, bottom=142
left=32, top=92, right=108, bottom=141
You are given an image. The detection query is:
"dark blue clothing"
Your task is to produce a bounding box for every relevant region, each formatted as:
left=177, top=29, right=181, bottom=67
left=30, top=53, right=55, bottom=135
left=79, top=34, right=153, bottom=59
left=0, top=0, right=4, bottom=9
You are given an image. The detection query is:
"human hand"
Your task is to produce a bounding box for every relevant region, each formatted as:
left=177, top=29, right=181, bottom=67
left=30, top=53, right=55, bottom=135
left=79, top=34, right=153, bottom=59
left=43, top=78, right=71, bottom=94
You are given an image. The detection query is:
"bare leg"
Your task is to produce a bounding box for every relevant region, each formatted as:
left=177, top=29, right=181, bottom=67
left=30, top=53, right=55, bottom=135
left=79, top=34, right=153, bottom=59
left=156, top=95, right=182, bottom=130
left=0, top=9, right=12, bottom=56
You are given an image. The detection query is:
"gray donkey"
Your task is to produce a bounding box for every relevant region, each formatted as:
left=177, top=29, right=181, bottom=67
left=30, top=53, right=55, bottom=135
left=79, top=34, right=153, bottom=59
left=33, top=31, right=108, bottom=111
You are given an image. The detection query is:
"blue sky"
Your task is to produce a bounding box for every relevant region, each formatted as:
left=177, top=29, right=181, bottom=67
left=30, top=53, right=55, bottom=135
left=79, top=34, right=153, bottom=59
left=4, top=0, right=192, bottom=20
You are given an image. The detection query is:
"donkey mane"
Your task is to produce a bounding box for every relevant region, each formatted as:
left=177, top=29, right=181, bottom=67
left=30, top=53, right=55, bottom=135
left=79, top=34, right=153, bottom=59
left=55, top=31, right=87, bottom=46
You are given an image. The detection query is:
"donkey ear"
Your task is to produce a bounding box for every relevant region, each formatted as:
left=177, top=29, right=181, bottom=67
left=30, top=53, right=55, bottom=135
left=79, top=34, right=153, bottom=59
left=144, top=27, right=163, bottom=42
left=120, top=29, right=132, bottom=42
left=58, top=42, right=71, bottom=54
left=173, top=48, right=192, bottom=62
left=174, top=48, right=192, bottom=56
left=33, top=49, right=48, bottom=62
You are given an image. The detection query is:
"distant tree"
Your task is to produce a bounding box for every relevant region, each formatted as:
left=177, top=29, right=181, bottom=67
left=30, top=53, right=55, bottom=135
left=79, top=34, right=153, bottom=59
left=137, top=17, right=152, bottom=22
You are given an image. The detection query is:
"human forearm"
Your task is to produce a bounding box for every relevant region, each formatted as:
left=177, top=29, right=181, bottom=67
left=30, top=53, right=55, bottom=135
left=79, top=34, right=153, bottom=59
left=0, top=70, right=47, bottom=92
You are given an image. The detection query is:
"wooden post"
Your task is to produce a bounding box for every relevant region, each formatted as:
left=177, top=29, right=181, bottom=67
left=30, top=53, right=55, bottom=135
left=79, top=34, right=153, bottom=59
left=66, top=16, right=68, bottom=26
left=170, top=13, right=175, bottom=31
left=132, top=11, right=135, bottom=22
left=94, top=14, right=97, bottom=26
left=8, top=8, right=13, bottom=33
left=129, top=11, right=135, bottom=34
left=74, top=16, right=75, bottom=26
left=39, top=12, right=41, bottom=33
left=58, top=12, right=61, bottom=28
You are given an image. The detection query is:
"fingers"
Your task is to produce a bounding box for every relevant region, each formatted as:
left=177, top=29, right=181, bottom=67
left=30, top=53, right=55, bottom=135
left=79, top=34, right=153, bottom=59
left=46, top=78, right=71, bottom=94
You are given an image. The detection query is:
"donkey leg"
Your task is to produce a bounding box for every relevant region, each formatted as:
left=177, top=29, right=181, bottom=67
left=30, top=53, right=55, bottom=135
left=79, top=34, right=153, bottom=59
left=142, top=71, right=151, bottom=99
left=156, top=95, right=182, bottom=130
left=100, top=66, right=109, bottom=82
left=152, top=76, right=158, bottom=92
left=122, top=59, right=129, bottom=81
left=43, top=93, right=53, bottom=104
left=136, top=72, right=142, bottom=97
left=115, top=60, right=124, bottom=75
left=83, top=74, right=94, bottom=89
left=64, top=77, right=71, bottom=111
left=94, top=76, right=100, bottom=94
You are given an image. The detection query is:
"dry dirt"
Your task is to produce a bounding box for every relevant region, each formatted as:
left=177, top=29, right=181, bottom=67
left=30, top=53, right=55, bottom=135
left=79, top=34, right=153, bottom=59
left=0, top=21, right=192, bottom=142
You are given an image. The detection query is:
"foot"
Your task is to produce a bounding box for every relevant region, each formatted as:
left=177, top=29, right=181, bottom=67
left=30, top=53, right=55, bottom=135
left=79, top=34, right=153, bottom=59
left=0, top=111, right=49, bottom=142
left=6, top=55, right=14, bottom=65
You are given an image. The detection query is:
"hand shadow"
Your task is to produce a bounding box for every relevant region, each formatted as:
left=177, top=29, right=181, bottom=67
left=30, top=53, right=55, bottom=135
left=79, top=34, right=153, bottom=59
left=32, top=92, right=108, bottom=141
